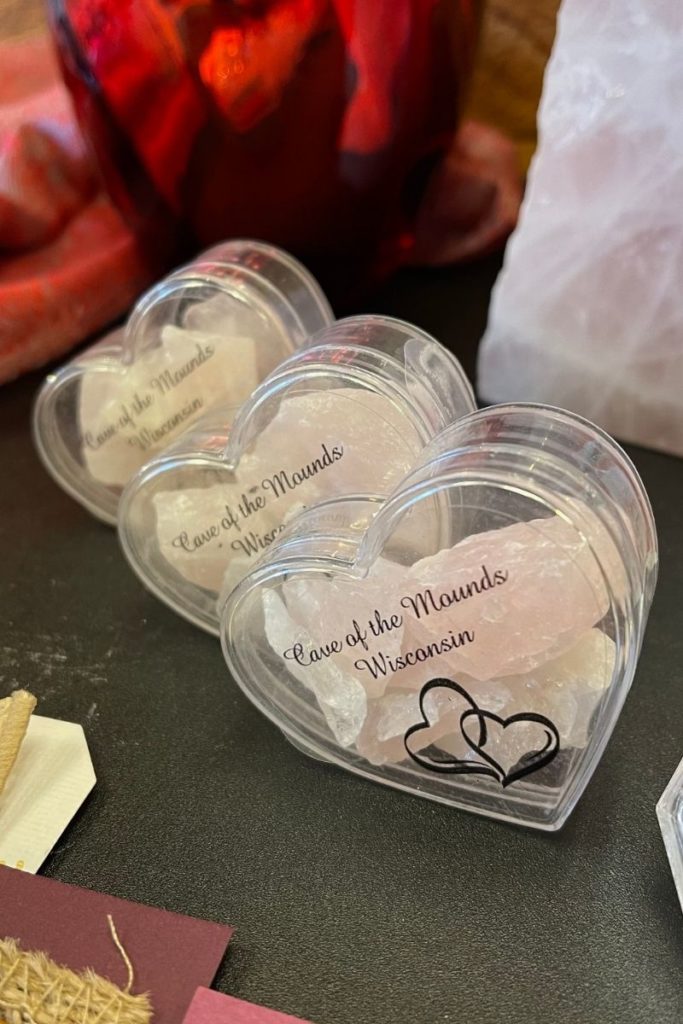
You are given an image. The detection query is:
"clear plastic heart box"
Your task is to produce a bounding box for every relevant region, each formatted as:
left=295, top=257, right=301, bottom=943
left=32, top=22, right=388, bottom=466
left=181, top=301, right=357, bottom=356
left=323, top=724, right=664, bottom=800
left=221, top=405, right=658, bottom=831
left=118, top=315, right=476, bottom=635
left=33, top=240, right=333, bottom=524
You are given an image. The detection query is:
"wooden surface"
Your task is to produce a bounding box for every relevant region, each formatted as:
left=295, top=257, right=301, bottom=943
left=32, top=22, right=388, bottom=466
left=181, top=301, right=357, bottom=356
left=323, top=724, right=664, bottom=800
left=468, top=0, right=560, bottom=168
left=0, top=0, right=45, bottom=40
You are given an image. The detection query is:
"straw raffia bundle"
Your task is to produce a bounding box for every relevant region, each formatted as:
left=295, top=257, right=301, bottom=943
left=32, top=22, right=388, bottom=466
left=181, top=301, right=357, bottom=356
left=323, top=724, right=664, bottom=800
left=0, top=691, right=36, bottom=796
left=0, top=938, right=151, bottom=1024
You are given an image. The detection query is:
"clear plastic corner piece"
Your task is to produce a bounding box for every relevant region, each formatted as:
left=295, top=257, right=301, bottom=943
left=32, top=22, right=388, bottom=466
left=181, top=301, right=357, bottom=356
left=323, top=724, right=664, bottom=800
left=657, top=756, right=683, bottom=912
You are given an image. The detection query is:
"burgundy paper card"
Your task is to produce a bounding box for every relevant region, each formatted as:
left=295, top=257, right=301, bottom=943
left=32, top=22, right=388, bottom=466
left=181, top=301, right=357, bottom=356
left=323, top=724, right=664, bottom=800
left=0, top=867, right=233, bottom=1024
left=183, top=988, right=316, bottom=1024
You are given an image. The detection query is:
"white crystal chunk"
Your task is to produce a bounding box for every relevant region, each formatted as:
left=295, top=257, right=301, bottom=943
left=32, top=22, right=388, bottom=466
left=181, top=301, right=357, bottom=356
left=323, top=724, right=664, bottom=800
left=263, top=589, right=367, bottom=747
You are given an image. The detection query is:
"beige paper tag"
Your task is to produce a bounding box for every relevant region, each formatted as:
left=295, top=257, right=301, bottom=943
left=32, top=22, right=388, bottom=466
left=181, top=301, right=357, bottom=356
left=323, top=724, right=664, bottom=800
left=0, top=716, right=96, bottom=872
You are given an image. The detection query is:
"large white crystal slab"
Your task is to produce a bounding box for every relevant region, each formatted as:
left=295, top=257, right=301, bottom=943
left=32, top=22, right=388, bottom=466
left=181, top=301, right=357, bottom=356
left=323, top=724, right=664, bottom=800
left=478, top=0, right=683, bottom=456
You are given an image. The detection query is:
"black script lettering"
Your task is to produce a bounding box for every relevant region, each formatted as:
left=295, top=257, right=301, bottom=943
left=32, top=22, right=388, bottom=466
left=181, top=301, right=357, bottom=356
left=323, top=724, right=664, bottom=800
left=261, top=443, right=344, bottom=500
left=368, top=609, right=403, bottom=637
left=221, top=505, right=241, bottom=533
left=172, top=524, right=220, bottom=552
left=230, top=525, right=286, bottom=558
left=84, top=424, right=116, bottom=451
left=355, top=629, right=475, bottom=680
left=131, top=391, right=153, bottom=415
left=129, top=397, right=203, bottom=450
left=344, top=619, right=369, bottom=651
left=150, top=343, right=215, bottom=396
left=283, top=639, right=343, bottom=666
left=238, top=491, right=266, bottom=518
left=400, top=564, right=508, bottom=621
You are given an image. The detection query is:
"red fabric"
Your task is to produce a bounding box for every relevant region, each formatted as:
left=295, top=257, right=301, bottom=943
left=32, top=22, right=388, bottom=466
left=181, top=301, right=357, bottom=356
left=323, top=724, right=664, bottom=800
left=412, top=120, right=522, bottom=266
left=0, top=31, right=520, bottom=384
left=0, top=36, right=152, bottom=384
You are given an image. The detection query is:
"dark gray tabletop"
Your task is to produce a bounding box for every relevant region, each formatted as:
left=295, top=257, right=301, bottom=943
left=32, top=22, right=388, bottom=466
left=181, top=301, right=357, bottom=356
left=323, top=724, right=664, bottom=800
left=1, top=254, right=682, bottom=1024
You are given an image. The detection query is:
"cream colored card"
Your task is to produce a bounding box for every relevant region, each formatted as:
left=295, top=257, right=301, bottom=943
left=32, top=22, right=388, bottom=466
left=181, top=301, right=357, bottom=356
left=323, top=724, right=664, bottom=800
left=0, top=716, right=96, bottom=873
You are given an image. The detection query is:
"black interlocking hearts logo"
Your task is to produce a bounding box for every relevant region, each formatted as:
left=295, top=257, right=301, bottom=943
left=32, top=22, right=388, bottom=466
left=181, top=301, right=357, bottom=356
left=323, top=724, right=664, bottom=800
left=404, top=678, right=560, bottom=787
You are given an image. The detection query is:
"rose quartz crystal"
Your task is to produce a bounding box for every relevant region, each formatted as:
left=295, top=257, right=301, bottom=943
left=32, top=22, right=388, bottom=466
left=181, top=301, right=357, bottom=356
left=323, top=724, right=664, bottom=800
left=152, top=389, right=424, bottom=598
left=262, top=511, right=618, bottom=764
left=153, top=478, right=247, bottom=593
left=401, top=514, right=610, bottom=682
left=238, top=388, right=424, bottom=496
left=182, top=290, right=290, bottom=380
left=356, top=684, right=469, bottom=766
left=284, top=513, right=612, bottom=697
left=357, top=629, right=615, bottom=765
left=80, top=323, right=257, bottom=486
left=478, top=0, right=683, bottom=456
left=266, top=512, right=614, bottom=696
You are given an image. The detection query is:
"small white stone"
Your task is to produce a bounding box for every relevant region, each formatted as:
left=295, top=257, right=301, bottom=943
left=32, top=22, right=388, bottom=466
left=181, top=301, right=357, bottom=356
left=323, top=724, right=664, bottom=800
left=278, top=559, right=407, bottom=698
left=184, top=291, right=267, bottom=338
left=262, top=589, right=367, bottom=747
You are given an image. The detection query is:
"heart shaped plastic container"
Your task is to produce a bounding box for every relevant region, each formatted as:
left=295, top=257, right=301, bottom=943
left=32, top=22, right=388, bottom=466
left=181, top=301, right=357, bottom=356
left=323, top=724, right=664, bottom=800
left=221, top=404, right=658, bottom=830
left=33, top=240, right=333, bottom=524
left=117, top=315, right=476, bottom=634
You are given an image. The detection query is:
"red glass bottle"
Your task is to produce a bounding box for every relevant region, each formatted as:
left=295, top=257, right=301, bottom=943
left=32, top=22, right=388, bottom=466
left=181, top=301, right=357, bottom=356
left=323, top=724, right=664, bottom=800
left=49, top=0, right=481, bottom=295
